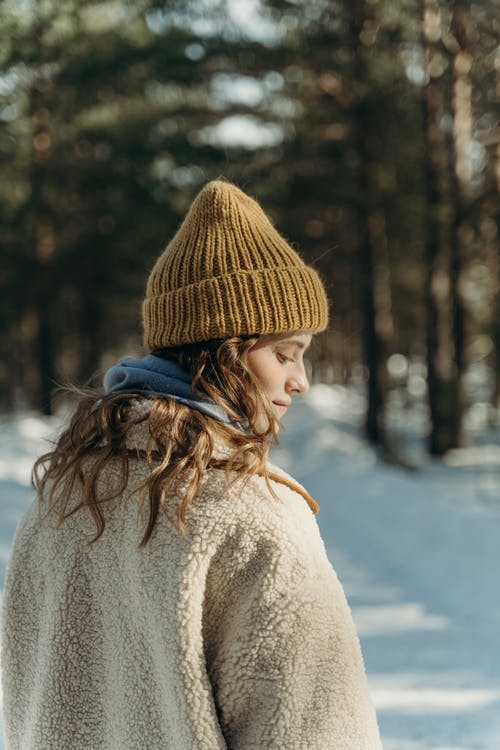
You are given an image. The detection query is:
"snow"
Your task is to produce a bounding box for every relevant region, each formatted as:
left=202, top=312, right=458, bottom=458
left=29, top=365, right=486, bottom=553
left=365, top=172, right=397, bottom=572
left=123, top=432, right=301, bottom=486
left=1, top=385, right=500, bottom=749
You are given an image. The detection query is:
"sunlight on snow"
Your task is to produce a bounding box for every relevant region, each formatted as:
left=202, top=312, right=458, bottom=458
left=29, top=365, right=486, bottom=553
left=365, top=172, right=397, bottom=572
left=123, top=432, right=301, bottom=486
left=0, top=414, right=60, bottom=485
left=443, top=445, right=500, bottom=467
left=306, top=382, right=366, bottom=421
left=373, top=686, right=500, bottom=714
left=314, top=423, right=376, bottom=463
left=0, top=456, right=36, bottom=486
left=353, top=602, right=449, bottom=636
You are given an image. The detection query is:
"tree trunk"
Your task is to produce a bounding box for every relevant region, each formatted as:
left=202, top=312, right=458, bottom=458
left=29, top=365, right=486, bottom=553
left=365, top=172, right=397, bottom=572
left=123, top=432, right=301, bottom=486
left=491, top=146, right=500, bottom=416
left=30, top=63, right=56, bottom=415
left=347, top=1, right=389, bottom=448
left=488, top=52, right=500, bottom=418
left=484, top=198, right=500, bottom=418
left=447, top=0, right=476, bottom=446
left=421, top=0, right=461, bottom=454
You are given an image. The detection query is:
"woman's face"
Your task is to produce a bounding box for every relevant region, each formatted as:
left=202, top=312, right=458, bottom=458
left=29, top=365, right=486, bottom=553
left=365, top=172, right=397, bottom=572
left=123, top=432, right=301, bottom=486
left=246, top=331, right=312, bottom=423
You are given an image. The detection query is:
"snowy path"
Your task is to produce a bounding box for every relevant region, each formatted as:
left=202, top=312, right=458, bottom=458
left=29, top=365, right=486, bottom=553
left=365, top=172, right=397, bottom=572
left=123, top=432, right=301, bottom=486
left=1, top=390, right=500, bottom=749
left=277, top=388, right=500, bottom=750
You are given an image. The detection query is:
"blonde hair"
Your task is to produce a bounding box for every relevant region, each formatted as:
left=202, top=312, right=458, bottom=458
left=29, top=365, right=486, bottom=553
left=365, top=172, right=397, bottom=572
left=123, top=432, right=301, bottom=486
left=33, top=337, right=283, bottom=547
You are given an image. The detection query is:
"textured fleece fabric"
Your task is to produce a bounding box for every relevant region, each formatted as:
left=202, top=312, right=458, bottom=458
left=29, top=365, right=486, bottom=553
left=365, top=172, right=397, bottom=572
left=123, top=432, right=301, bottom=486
left=1, top=415, right=383, bottom=750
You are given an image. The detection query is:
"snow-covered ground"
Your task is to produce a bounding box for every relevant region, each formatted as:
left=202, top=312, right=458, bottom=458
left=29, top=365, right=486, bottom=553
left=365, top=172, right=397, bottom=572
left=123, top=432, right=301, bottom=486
left=1, top=384, right=500, bottom=749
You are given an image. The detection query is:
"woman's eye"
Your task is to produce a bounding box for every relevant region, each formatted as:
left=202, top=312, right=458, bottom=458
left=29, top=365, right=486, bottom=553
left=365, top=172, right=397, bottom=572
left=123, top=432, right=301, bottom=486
left=276, top=351, right=292, bottom=363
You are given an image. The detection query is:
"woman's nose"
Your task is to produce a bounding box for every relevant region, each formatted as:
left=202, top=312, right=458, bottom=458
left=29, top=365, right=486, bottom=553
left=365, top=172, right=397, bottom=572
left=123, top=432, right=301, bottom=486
left=287, top=365, right=310, bottom=394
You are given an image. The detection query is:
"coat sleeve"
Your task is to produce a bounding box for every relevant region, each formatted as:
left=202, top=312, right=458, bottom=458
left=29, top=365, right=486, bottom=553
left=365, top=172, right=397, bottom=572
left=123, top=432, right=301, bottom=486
left=202, top=521, right=383, bottom=750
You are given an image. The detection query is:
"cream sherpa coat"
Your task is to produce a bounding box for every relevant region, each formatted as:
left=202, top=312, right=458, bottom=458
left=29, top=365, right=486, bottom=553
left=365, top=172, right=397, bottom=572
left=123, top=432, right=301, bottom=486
left=2, top=415, right=382, bottom=750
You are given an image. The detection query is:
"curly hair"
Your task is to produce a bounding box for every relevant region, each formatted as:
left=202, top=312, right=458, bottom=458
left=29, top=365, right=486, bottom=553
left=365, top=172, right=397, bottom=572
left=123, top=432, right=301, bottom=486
left=32, top=336, right=288, bottom=547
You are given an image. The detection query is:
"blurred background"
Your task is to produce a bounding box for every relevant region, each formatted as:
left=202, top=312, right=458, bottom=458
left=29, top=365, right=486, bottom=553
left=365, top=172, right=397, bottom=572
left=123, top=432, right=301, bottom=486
left=0, top=0, right=499, bottom=456
left=2, top=2, right=500, bottom=748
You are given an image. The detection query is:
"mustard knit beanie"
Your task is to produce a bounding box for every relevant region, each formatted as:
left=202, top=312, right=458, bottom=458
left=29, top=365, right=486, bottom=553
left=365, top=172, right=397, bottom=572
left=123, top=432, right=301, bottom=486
left=142, top=180, right=329, bottom=349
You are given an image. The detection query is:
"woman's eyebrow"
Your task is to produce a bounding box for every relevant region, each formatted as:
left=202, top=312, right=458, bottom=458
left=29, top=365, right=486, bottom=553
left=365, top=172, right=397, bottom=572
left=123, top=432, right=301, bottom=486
left=277, top=338, right=310, bottom=350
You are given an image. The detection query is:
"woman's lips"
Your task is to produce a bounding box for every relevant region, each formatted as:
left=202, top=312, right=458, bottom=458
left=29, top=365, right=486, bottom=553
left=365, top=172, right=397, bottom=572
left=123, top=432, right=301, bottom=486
left=273, top=401, right=290, bottom=414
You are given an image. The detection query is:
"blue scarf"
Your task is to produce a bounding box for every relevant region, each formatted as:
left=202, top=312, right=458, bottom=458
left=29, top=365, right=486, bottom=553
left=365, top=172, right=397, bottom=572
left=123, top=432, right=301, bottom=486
left=103, top=354, right=242, bottom=428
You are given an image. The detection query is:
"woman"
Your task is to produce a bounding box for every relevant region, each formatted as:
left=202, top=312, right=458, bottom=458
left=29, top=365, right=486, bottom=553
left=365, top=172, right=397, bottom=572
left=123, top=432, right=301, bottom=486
left=1, top=180, right=383, bottom=749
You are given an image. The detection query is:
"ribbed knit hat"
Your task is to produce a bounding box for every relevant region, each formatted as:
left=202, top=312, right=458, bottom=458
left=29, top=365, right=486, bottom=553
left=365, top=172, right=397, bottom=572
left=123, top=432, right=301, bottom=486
left=142, top=180, right=329, bottom=349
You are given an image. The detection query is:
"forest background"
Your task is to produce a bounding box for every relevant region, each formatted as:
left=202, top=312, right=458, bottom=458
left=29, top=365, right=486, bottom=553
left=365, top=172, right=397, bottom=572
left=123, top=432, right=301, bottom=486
left=0, top=0, right=499, bottom=460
